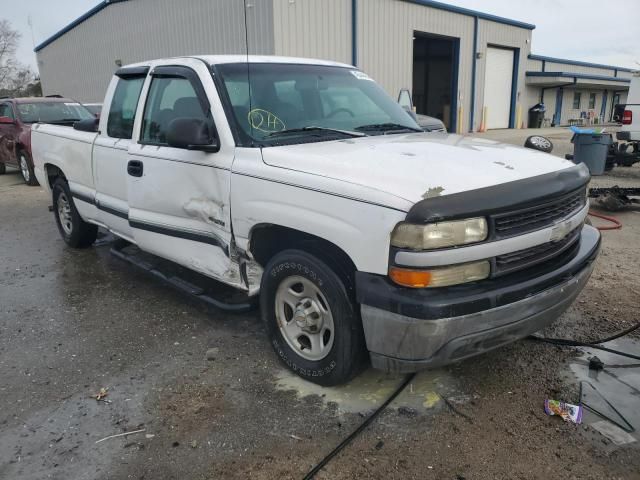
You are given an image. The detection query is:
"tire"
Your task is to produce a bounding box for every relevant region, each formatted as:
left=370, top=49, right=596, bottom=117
left=261, top=249, right=366, bottom=386
left=52, top=178, right=98, bottom=248
left=524, top=135, right=553, bottom=153
left=18, top=150, right=38, bottom=186
left=0, top=162, right=5, bottom=174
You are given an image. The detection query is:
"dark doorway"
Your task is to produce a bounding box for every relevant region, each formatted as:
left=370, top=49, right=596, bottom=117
left=412, top=32, right=458, bottom=131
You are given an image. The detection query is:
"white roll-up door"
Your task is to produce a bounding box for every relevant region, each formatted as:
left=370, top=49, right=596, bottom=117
left=483, top=47, right=514, bottom=129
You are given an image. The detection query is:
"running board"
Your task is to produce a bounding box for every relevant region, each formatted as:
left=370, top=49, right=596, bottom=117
left=110, top=241, right=256, bottom=313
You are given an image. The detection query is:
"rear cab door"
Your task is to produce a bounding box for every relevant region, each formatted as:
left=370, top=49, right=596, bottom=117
left=125, top=58, right=240, bottom=287
left=0, top=102, right=19, bottom=166
left=93, top=66, right=148, bottom=240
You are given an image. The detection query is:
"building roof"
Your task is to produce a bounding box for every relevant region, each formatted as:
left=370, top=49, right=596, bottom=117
left=405, top=0, right=535, bottom=29
left=35, top=0, right=535, bottom=54
left=34, top=0, right=129, bottom=52
left=529, top=54, right=633, bottom=73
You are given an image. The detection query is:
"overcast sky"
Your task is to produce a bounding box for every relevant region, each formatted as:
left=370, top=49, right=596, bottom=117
left=5, top=0, right=640, bottom=73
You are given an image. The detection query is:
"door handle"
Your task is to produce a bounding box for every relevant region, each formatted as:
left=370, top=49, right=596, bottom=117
left=127, top=160, right=143, bottom=177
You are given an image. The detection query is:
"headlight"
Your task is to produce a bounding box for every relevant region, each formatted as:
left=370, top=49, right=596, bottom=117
left=389, top=261, right=490, bottom=288
left=391, top=217, right=488, bottom=250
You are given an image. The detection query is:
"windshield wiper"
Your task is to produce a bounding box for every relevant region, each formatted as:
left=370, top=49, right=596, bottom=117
left=268, top=126, right=366, bottom=138
left=45, top=118, right=82, bottom=124
left=355, top=123, right=422, bottom=134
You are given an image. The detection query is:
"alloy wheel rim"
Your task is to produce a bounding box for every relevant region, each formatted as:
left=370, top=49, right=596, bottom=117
left=20, top=155, right=30, bottom=182
left=57, top=192, right=73, bottom=235
left=275, top=275, right=335, bottom=361
left=531, top=136, right=550, bottom=149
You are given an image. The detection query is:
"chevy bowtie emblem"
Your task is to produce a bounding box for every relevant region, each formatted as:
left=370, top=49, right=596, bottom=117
left=550, top=220, right=573, bottom=242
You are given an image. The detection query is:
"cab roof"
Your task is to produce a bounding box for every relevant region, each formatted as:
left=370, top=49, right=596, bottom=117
left=123, top=55, right=354, bottom=70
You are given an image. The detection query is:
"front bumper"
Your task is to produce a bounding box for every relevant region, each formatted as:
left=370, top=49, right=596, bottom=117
left=356, top=225, right=600, bottom=373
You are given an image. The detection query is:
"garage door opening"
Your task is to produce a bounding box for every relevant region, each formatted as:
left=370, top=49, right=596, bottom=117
left=483, top=46, right=516, bottom=129
left=412, top=32, right=459, bottom=132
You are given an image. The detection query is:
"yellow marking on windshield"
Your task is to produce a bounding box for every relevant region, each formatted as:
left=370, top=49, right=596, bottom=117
left=248, top=109, right=285, bottom=133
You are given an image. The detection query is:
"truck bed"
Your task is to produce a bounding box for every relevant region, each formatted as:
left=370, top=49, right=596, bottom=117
left=31, top=123, right=98, bottom=194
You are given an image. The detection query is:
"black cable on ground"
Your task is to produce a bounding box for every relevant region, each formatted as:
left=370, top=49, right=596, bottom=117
left=529, top=331, right=640, bottom=361
left=302, top=373, right=416, bottom=480
left=582, top=321, right=640, bottom=345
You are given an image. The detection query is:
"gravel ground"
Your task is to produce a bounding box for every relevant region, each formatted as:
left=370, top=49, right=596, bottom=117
left=1, top=128, right=640, bottom=480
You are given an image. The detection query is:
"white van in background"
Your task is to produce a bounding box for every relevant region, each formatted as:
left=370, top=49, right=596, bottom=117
left=618, top=72, right=640, bottom=142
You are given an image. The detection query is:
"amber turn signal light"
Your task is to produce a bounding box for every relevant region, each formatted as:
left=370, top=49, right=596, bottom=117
left=388, top=267, right=432, bottom=288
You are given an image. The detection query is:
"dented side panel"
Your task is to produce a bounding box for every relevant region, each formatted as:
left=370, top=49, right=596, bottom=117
left=125, top=58, right=243, bottom=289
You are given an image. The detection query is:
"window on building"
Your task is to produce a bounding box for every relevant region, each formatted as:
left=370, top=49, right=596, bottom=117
left=588, top=93, right=596, bottom=110
left=141, top=76, right=211, bottom=145
left=107, top=76, right=145, bottom=139
left=572, top=92, right=582, bottom=110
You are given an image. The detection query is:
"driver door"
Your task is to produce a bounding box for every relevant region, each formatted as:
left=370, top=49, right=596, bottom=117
left=126, top=61, right=238, bottom=286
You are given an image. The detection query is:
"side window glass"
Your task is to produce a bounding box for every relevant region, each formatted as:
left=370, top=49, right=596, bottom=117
left=107, top=76, right=145, bottom=139
left=141, top=77, right=209, bottom=145
left=0, top=104, right=14, bottom=119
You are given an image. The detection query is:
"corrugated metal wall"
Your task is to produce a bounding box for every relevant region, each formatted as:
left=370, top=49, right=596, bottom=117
left=475, top=20, right=531, bottom=130
left=357, top=0, right=474, bottom=132
left=272, top=0, right=352, bottom=64
left=37, top=0, right=274, bottom=101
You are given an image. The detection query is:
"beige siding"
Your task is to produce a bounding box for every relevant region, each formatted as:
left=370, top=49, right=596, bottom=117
left=36, top=0, right=274, bottom=102
left=357, top=0, right=474, bottom=132
left=272, top=0, right=352, bottom=64
left=545, top=62, right=612, bottom=76
left=527, top=58, right=543, bottom=72
left=474, top=20, right=531, bottom=130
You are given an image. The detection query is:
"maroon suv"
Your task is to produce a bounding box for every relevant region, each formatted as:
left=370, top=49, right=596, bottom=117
left=0, top=97, right=94, bottom=185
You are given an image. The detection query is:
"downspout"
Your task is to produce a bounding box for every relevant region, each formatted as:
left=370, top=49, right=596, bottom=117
left=469, top=15, right=478, bottom=132
left=351, top=0, right=357, bottom=67
left=508, top=48, right=520, bottom=128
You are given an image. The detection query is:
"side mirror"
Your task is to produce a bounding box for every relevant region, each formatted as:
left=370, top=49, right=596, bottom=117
left=0, top=116, right=15, bottom=124
left=73, top=117, right=99, bottom=132
left=166, top=117, right=219, bottom=153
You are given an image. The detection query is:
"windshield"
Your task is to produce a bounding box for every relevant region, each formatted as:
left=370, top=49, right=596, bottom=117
left=216, top=63, right=421, bottom=146
left=16, top=101, right=94, bottom=124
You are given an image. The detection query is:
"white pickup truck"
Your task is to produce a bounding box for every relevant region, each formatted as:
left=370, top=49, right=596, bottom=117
left=32, top=55, right=600, bottom=385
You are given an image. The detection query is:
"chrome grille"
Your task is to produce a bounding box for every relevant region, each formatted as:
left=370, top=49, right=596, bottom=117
left=492, top=189, right=586, bottom=239
left=494, top=227, right=581, bottom=276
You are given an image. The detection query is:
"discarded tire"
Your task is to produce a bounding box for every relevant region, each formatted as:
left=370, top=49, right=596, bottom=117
left=524, top=135, right=553, bottom=153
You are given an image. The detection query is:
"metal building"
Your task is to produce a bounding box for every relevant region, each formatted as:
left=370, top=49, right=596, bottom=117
left=35, top=0, right=632, bottom=132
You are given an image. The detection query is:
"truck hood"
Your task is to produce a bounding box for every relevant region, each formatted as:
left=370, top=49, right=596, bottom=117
left=261, top=133, right=576, bottom=205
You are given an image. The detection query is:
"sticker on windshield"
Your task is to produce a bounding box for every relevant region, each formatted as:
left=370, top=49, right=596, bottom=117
left=248, top=109, right=286, bottom=133
left=351, top=70, right=374, bottom=81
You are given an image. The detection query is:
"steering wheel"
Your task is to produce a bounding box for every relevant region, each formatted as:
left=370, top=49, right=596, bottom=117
left=326, top=108, right=355, bottom=118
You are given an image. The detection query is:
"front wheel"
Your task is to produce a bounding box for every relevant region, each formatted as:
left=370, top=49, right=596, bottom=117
left=18, top=150, right=38, bottom=186
left=261, top=250, right=366, bottom=386
left=52, top=178, right=98, bottom=248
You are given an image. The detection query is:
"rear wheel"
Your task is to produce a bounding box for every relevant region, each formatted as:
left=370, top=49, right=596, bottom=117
left=18, top=150, right=38, bottom=186
left=52, top=178, right=98, bottom=248
left=261, top=249, right=366, bottom=386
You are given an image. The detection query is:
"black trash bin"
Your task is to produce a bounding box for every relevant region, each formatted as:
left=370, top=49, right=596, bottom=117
left=528, top=103, right=546, bottom=128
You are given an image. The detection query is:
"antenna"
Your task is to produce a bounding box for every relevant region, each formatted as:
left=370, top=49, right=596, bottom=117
left=27, top=15, right=37, bottom=66
left=242, top=1, right=254, bottom=142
